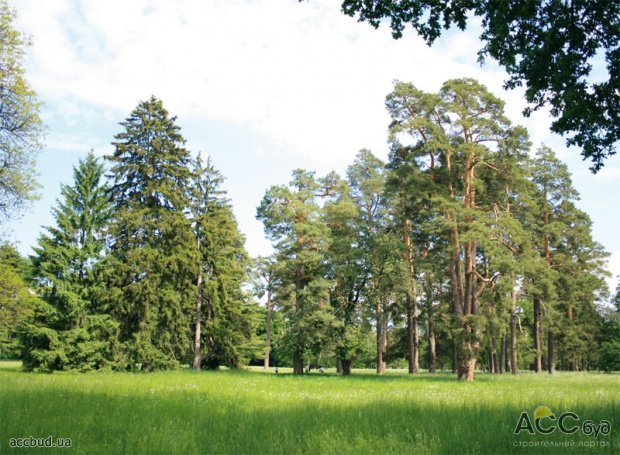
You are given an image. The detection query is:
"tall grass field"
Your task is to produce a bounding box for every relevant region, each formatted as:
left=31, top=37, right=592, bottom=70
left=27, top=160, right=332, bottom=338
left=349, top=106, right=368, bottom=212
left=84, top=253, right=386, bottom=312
left=1, top=362, right=618, bottom=454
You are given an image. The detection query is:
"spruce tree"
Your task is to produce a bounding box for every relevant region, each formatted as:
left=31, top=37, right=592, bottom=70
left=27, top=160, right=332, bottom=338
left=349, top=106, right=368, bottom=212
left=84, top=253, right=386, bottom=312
left=104, top=97, right=197, bottom=371
left=22, top=152, right=116, bottom=371
left=190, top=156, right=250, bottom=369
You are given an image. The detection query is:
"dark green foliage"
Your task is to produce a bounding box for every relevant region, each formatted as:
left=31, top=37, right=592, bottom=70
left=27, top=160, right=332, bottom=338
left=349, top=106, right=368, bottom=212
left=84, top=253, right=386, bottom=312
left=22, top=152, right=116, bottom=371
left=191, top=156, right=252, bottom=369
left=337, top=0, right=619, bottom=170
left=105, top=97, right=197, bottom=371
left=598, top=340, right=620, bottom=372
left=257, top=170, right=341, bottom=373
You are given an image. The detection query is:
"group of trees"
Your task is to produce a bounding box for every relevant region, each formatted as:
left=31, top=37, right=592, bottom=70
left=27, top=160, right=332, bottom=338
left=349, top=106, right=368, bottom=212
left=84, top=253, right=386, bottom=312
left=0, top=0, right=618, bottom=379
left=8, top=97, right=257, bottom=372
left=255, top=78, right=615, bottom=380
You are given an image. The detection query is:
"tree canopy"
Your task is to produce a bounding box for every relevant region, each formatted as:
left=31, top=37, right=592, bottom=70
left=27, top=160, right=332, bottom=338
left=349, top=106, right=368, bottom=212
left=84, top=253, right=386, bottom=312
left=0, top=0, right=43, bottom=219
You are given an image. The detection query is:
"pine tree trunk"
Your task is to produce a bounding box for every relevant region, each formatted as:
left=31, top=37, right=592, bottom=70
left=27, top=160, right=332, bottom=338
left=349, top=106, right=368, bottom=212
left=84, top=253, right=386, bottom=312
left=376, top=299, right=387, bottom=374
left=428, top=314, right=437, bottom=374
left=501, top=333, right=507, bottom=373
left=293, top=348, right=304, bottom=374
left=508, top=285, right=518, bottom=374
left=264, top=289, right=272, bottom=369
left=293, top=248, right=304, bottom=375
left=403, top=221, right=419, bottom=374
left=534, top=297, right=543, bottom=372
left=452, top=339, right=457, bottom=374
left=547, top=331, right=555, bottom=374
left=423, top=273, right=437, bottom=373
left=407, top=299, right=419, bottom=374
left=490, top=333, right=499, bottom=374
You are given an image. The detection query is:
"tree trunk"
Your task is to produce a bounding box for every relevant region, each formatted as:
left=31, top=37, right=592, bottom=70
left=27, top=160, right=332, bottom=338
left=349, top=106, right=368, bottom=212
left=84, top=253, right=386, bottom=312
left=293, top=246, right=305, bottom=375
left=376, top=299, right=387, bottom=374
left=547, top=331, right=555, bottom=374
left=452, top=339, right=457, bottom=374
left=293, top=348, right=304, bottom=374
left=510, top=287, right=518, bottom=374
left=336, top=358, right=343, bottom=374
left=428, top=313, right=437, bottom=373
left=341, top=359, right=352, bottom=375
left=403, top=220, right=419, bottom=374
left=264, top=290, right=272, bottom=369
left=534, top=297, right=543, bottom=373
left=192, top=265, right=203, bottom=370
left=490, top=333, right=499, bottom=374
left=424, top=273, right=437, bottom=373
left=407, top=298, right=419, bottom=374
left=501, top=333, right=507, bottom=374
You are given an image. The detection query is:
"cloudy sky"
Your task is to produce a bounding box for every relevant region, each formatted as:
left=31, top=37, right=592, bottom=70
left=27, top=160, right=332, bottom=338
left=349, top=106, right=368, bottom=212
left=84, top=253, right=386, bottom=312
left=8, top=0, right=620, bottom=292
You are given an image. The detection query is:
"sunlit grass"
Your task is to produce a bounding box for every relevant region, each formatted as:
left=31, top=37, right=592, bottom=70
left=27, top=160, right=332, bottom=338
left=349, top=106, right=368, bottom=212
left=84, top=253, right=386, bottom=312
left=1, top=362, right=618, bottom=454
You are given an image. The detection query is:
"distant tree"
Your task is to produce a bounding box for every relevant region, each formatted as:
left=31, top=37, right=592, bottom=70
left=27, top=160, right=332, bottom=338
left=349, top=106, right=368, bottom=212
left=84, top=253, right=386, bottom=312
left=104, top=97, right=197, bottom=371
left=22, top=152, right=116, bottom=371
left=335, top=0, right=619, bottom=171
left=0, top=0, right=44, bottom=218
left=251, top=255, right=279, bottom=369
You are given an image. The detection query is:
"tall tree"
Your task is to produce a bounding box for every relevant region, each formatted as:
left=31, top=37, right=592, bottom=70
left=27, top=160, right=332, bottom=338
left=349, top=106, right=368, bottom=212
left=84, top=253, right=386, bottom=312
left=345, top=149, right=414, bottom=375
left=190, top=156, right=250, bottom=370
left=336, top=0, right=620, bottom=170
left=0, top=0, right=44, bottom=219
left=386, top=78, right=529, bottom=380
left=104, top=97, right=197, bottom=371
left=22, top=152, right=115, bottom=371
left=251, top=255, right=279, bottom=369
left=257, top=169, right=339, bottom=374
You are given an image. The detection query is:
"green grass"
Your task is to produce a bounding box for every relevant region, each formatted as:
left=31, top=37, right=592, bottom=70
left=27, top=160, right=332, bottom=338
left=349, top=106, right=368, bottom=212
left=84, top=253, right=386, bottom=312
left=1, top=362, right=618, bottom=454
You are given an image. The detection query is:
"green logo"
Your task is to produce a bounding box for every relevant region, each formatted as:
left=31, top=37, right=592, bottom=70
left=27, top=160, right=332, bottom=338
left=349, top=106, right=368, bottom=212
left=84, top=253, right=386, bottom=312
left=514, top=406, right=611, bottom=438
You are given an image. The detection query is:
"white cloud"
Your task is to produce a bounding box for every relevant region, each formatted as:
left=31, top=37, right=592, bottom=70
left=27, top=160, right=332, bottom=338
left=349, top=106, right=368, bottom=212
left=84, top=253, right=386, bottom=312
left=14, top=0, right=561, bottom=166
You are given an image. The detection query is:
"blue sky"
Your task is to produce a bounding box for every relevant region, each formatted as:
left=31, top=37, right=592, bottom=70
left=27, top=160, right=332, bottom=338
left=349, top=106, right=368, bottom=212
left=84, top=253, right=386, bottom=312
left=8, top=0, right=620, bottom=292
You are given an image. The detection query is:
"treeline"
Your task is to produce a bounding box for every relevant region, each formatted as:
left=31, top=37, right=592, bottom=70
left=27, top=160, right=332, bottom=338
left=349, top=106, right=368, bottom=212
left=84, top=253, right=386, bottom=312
left=0, top=80, right=618, bottom=379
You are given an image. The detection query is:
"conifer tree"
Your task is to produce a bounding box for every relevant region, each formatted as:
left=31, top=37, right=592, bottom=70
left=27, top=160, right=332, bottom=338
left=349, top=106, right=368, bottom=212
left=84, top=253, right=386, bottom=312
left=385, top=78, right=530, bottom=380
left=22, top=152, right=115, bottom=371
left=190, top=156, right=250, bottom=369
left=104, top=97, right=197, bottom=371
left=257, top=170, right=339, bottom=374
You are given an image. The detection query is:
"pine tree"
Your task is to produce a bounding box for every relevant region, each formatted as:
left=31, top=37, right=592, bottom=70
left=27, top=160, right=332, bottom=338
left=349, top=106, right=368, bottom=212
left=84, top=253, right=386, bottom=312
left=385, top=78, right=530, bottom=380
left=257, top=169, right=339, bottom=374
left=22, top=152, right=116, bottom=371
left=104, top=97, right=197, bottom=371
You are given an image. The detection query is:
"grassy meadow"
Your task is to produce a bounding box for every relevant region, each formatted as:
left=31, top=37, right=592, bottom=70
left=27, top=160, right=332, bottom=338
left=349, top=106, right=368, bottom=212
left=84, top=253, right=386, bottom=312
left=0, top=361, right=618, bottom=454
